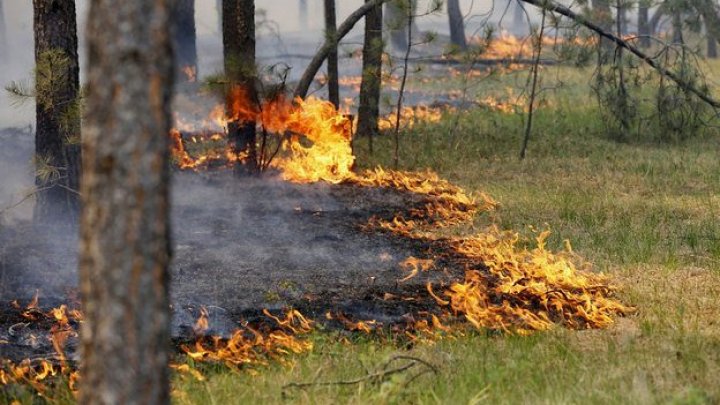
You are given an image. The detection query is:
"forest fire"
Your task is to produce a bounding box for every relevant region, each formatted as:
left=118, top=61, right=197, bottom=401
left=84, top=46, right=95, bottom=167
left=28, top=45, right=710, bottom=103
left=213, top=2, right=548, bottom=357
left=1, top=90, right=629, bottom=395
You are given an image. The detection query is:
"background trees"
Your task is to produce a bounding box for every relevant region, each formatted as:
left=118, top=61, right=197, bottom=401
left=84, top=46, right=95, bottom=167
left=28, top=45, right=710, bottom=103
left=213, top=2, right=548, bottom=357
left=173, top=0, right=198, bottom=82
left=80, top=0, right=174, bottom=402
left=32, top=0, right=81, bottom=223
left=357, top=0, right=384, bottom=153
left=222, top=0, right=257, bottom=175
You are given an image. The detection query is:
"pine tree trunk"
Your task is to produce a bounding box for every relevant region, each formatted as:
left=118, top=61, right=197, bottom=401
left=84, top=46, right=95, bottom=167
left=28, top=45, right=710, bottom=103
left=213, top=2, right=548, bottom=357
left=447, top=0, right=467, bottom=50
left=708, top=30, right=718, bottom=58
left=638, top=2, right=650, bottom=48
left=80, top=0, right=174, bottom=403
left=591, top=0, right=613, bottom=64
left=32, top=0, right=81, bottom=223
left=357, top=0, right=383, bottom=153
left=223, top=0, right=257, bottom=175
left=385, top=0, right=416, bottom=53
left=324, top=0, right=340, bottom=109
left=173, top=0, right=198, bottom=82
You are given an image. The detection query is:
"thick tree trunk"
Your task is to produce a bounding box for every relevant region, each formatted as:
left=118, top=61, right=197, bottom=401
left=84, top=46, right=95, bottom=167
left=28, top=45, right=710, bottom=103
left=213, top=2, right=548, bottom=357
left=324, top=0, right=340, bottom=108
left=447, top=0, right=467, bottom=50
left=80, top=1, right=174, bottom=404
left=357, top=0, right=383, bottom=152
left=638, top=2, right=650, bottom=48
left=32, top=0, right=81, bottom=223
left=223, top=0, right=257, bottom=175
left=173, top=0, right=198, bottom=82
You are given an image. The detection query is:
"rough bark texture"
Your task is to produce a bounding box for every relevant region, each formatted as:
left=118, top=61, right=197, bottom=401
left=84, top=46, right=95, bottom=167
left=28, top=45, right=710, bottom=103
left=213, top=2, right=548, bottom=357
left=357, top=0, right=383, bottom=151
left=324, top=0, right=340, bottom=108
left=173, top=0, right=198, bottom=82
left=708, top=29, right=718, bottom=58
left=223, top=0, right=257, bottom=175
left=32, top=0, right=81, bottom=224
left=294, top=0, right=387, bottom=99
left=447, top=0, right=467, bottom=50
left=80, top=0, right=174, bottom=403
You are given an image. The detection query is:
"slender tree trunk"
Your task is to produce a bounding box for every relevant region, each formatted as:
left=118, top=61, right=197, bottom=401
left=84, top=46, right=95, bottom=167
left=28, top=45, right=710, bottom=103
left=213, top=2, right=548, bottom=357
left=223, top=0, right=257, bottom=175
left=324, top=0, right=340, bottom=108
left=591, top=0, right=613, bottom=64
left=32, top=0, right=81, bottom=223
left=447, top=0, right=467, bottom=50
left=80, top=0, right=174, bottom=403
left=294, top=0, right=388, bottom=100
left=385, top=0, right=417, bottom=53
left=638, top=2, right=650, bottom=48
left=357, top=0, right=383, bottom=153
left=173, top=0, right=198, bottom=82
left=708, top=28, right=718, bottom=58
left=672, top=12, right=684, bottom=44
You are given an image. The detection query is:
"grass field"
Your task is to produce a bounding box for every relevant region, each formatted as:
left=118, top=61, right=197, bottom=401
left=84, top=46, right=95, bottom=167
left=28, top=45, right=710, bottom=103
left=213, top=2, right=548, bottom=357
left=167, top=66, right=720, bottom=404
left=4, top=63, right=719, bottom=404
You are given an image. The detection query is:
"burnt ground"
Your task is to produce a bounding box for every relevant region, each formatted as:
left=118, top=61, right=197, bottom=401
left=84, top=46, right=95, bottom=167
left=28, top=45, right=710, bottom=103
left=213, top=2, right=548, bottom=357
left=0, top=129, right=475, bottom=362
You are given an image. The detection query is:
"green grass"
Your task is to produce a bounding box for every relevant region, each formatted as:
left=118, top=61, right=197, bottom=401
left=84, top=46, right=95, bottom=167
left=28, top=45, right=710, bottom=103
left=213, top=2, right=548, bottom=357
left=6, top=64, right=720, bottom=404
left=167, top=67, right=720, bottom=404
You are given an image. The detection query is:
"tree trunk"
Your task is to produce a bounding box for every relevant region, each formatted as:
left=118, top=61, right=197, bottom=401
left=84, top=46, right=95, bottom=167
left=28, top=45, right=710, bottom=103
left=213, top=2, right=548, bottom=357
left=672, top=12, right=683, bottom=44
left=80, top=0, right=174, bottom=404
left=638, top=2, right=650, bottom=48
left=173, top=0, right=197, bottom=82
left=385, top=0, right=416, bottom=53
left=591, top=0, right=613, bottom=64
left=447, top=0, right=467, bottom=50
left=708, top=27, right=718, bottom=58
left=324, top=0, right=340, bottom=109
left=32, top=0, right=81, bottom=224
left=223, top=0, right=257, bottom=175
left=294, top=0, right=388, bottom=100
left=357, top=0, right=383, bottom=153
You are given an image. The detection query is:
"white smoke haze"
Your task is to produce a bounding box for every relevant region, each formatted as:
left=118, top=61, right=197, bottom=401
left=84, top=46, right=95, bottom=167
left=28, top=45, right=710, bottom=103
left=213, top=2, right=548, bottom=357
left=0, top=0, right=530, bottom=307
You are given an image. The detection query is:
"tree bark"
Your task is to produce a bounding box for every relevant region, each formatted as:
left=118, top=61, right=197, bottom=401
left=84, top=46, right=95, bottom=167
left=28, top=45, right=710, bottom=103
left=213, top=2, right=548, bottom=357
left=294, top=0, right=388, bottom=99
left=357, top=0, right=383, bottom=152
left=173, top=0, right=198, bottom=82
left=80, top=0, right=174, bottom=403
left=591, top=0, right=613, bottom=64
left=447, top=0, right=467, bottom=50
left=223, top=0, right=257, bottom=175
left=708, top=28, right=718, bottom=58
left=324, top=0, right=340, bottom=109
left=638, top=2, right=650, bottom=48
left=32, top=0, right=81, bottom=223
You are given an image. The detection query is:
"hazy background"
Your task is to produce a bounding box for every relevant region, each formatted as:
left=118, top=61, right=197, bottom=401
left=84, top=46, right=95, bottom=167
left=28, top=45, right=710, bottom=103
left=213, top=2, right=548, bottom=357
left=0, top=0, right=532, bottom=128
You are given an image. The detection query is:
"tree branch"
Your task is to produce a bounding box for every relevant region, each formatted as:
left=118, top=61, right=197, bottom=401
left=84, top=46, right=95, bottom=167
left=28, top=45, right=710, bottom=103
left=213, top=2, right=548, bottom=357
left=294, top=0, right=388, bottom=99
left=519, top=0, right=720, bottom=110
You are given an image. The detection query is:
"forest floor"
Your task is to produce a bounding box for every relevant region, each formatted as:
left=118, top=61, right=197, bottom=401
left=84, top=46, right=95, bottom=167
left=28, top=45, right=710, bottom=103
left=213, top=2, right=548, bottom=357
left=163, top=63, right=720, bottom=404
left=2, top=59, right=720, bottom=403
